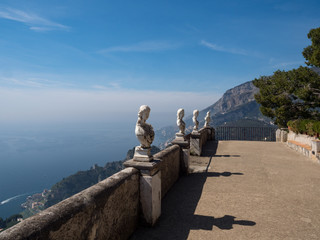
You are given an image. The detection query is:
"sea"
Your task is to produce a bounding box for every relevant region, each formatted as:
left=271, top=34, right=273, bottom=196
left=0, top=122, right=139, bottom=219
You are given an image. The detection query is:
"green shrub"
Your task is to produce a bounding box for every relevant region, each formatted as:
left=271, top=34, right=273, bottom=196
left=306, top=121, right=315, bottom=136
left=287, top=119, right=320, bottom=136
left=313, top=121, right=320, bottom=135
left=287, top=119, right=300, bottom=133
left=299, top=119, right=309, bottom=133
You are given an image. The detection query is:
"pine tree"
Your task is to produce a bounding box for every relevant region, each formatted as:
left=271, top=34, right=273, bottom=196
left=253, top=27, right=320, bottom=127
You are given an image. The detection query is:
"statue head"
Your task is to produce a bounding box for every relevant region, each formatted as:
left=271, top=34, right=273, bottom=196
left=138, top=105, right=150, bottom=121
left=193, top=109, right=199, bottom=118
left=204, top=111, right=211, bottom=127
left=177, top=108, right=184, bottom=119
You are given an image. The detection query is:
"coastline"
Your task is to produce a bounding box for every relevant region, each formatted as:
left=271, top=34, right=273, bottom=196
left=0, top=125, right=138, bottom=219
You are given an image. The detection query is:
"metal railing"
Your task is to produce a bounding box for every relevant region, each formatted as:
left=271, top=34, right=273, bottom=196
left=215, top=126, right=276, bottom=141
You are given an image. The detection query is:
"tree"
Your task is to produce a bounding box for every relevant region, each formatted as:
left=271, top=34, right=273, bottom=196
left=303, top=27, right=320, bottom=67
left=0, top=217, right=4, bottom=228
left=253, top=27, right=320, bottom=127
left=253, top=67, right=320, bottom=127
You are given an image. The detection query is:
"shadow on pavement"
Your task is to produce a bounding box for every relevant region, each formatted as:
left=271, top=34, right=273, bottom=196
left=187, top=214, right=256, bottom=231
left=214, top=155, right=241, bottom=157
left=130, top=140, right=254, bottom=240
left=207, top=172, right=244, bottom=177
left=201, top=140, right=219, bottom=157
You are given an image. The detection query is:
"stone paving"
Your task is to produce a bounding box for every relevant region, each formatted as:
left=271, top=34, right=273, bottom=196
left=131, top=141, right=320, bottom=240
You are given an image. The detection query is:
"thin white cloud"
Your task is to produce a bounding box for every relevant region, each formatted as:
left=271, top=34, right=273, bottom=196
left=200, top=40, right=248, bottom=56
left=29, top=26, right=53, bottom=32
left=0, top=76, right=72, bottom=88
left=92, top=85, right=111, bottom=90
left=0, top=7, right=69, bottom=31
left=99, top=41, right=179, bottom=54
left=108, top=82, right=121, bottom=89
left=92, top=82, right=121, bottom=90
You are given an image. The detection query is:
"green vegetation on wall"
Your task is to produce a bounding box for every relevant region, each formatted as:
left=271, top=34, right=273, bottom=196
left=287, top=119, right=320, bottom=136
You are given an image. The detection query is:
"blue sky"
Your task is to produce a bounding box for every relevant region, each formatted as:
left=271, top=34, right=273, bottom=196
left=0, top=0, right=319, bottom=127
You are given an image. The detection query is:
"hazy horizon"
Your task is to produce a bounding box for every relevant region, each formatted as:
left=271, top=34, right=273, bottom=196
left=1, top=0, right=320, bottom=221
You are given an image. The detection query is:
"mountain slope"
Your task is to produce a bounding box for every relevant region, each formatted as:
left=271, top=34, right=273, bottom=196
left=154, top=81, right=272, bottom=147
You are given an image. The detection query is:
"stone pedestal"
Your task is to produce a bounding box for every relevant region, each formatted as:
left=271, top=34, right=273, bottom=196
left=123, top=159, right=161, bottom=226
left=172, top=139, right=190, bottom=174
left=205, top=127, right=215, bottom=140
left=133, top=146, right=153, bottom=162
left=211, top=128, right=215, bottom=140
left=175, top=132, right=185, bottom=141
left=190, top=132, right=202, bottom=156
left=181, top=148, right=190, bottom=173
left=140, top=172, right=161, bottom=226
left=276, top=129, right=281, bottom=142
left=311, top=140, right=320, bottom=155
left=280, top=128, right=288, bottom=142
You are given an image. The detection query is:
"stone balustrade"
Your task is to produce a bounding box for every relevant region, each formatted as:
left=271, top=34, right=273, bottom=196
left=276, top=128, right=288, bottom=142
left=0, top=106, right=216, bottom=239
left=0, top=168, right=140, bottom=240
left=277, top=129, right=320, bottom=163
left=190, top=127, right=215, bottom=156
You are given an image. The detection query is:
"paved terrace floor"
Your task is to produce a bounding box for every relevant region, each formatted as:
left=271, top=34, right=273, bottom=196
left=131, top=141, right=320, bottom=240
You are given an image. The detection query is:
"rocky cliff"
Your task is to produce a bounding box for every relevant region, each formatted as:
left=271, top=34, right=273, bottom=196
left=154, top=81, right=272, bottom=148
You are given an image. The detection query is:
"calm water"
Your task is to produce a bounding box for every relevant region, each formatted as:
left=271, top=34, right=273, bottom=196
left=0, top=123, right=138, bottom=219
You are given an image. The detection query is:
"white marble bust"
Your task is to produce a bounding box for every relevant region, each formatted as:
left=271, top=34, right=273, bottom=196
left=204, top=111, right=211, bottom=127
left=192, top=109, right=199, bottom=132
left=135, top=105, right=154, bottom=148
left=177, top=108, right=185, bottom=135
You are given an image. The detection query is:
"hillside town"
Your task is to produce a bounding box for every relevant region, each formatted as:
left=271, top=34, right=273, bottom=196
left=20, top=190, right=51, bottom=218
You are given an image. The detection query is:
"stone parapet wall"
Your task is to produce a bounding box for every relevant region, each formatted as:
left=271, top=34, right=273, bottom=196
left=123, top=144, right=181, bottom=226
left=0, top=121, right=215, bottom=237
left=0, top=105, right=216, bottom=237
left=276, top=128, right=288, bottom=142
left=199, top=127, right=209, bottom=144
left=286, top=131, right=320, bottom=163
left=154, top=144, right=180, bottom=198
left=0, top=168, right=140, bottom=240
left=287, top=140, right=312, bottom=158
left=287, top=131, right=317, bottom=146
left=190, top=127, right=215, bottom=156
